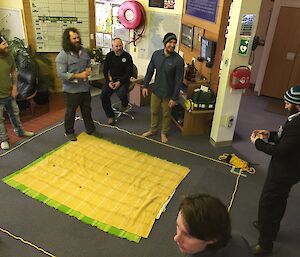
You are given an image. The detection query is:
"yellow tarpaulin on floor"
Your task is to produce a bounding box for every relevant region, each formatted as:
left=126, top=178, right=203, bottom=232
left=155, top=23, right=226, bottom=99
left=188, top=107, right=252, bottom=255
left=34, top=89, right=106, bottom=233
left=6, top=133, right=189, bottom=239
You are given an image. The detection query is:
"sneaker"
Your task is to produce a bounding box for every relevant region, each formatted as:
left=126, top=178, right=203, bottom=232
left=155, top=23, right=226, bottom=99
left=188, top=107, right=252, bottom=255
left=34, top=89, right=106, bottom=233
left=17, top=130, right=34, bottom=137
left=22, top=130, right=34, bottom=137
left=1, top=141, right=10, bottom=150
left=64, top=133, right=77, bottom=141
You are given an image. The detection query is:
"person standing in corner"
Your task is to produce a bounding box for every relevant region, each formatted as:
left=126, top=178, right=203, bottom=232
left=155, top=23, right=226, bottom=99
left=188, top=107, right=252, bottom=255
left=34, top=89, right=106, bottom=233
left=56, top=27, right=97, bottom=142
left=101, top=38, right=133, bottom=125
left=141, top=32, right=184, bottom=143
left=174, top=194, right=252, bottom=257
left=0, top=35, right=34, bottom=150
left=250, top=85, right=300, bottom=256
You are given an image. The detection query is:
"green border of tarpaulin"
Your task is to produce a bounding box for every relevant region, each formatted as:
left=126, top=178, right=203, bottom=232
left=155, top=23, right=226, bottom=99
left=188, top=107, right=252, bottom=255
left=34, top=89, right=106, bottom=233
left=2, top=142, right=141, bottom=243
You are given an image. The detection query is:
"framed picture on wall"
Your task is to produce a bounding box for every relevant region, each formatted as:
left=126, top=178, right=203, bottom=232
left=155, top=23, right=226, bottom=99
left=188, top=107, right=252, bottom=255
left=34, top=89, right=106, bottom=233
left=181, top=24, right=194, bottom=48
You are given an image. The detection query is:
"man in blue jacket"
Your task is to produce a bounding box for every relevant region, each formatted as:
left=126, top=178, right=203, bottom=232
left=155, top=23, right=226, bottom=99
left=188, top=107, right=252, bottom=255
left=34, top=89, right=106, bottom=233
left=142, top=33, right=184, bottom=143
left=250, top=85, right=300, bottom=255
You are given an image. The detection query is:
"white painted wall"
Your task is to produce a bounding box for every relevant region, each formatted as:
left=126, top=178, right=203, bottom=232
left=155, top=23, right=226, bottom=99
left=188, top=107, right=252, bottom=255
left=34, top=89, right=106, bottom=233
left=0, top=0, right=26, bottom=42
left=250, top=0, right=274, bottom=85
left=210, top=0, right=262, bottom=145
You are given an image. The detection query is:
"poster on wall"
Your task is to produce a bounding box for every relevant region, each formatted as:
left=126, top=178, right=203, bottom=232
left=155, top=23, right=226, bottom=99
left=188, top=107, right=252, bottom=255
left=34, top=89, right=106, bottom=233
left=185, top=0, right=219, bottom=23
left=149, top=0, right=175, bottom=9
left=30, top=0, right=89, bottom=52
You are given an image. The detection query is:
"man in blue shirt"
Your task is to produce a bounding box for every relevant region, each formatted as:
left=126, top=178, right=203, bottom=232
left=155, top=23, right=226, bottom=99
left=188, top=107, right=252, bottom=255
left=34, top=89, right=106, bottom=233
left=142, top=33, right=184, bottom=143
left=56, top=27, right=97, bottom=141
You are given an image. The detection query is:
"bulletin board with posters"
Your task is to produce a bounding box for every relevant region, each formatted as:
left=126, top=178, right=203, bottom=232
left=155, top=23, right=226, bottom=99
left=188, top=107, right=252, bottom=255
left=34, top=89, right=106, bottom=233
left=95, top=0, right=129, bottom=55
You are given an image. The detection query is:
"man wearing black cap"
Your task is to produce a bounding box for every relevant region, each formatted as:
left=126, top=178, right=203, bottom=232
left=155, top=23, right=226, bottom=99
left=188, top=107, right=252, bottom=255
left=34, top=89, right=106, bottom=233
left=0, top=35, right=34, bottom=150
left=250, top=85, right=300, bottom=255
left=141, top=32, right=184, bottom=143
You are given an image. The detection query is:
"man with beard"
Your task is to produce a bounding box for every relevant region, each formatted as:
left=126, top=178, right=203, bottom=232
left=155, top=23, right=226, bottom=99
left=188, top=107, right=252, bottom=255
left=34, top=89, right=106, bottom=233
left=56, top=27, right=97, bottom=141
left=174, top=194, right=252, bottom=257
left=101, top=38, right=133, bottom=125
left=142, top=32, right=184, bottom=143
left=0, top=35, right=34, bottom=150
left=250, top=85, right=300, bottom=255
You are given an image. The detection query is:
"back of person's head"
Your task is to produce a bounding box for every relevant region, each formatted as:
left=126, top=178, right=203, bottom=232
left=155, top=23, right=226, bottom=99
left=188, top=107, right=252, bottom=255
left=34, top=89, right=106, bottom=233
left=179, top=194, right=231, bottom=250
left=62, top=27, right=81, bottom=52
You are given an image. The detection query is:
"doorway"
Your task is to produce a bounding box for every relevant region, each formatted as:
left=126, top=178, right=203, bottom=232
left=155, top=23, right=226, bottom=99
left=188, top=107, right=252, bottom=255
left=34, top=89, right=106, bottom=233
left=261, top=7, right=300, bottom=98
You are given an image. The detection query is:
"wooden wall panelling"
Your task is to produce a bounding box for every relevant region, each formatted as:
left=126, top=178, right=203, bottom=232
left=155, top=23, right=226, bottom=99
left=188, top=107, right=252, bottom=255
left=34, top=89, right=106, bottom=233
left=23, top=0, right=35, bottom=50
left=179, top=0, right=232, bottom=93
left=89, top=0, right=96, bottom=48
left=210, top=0, right=231, bottom=93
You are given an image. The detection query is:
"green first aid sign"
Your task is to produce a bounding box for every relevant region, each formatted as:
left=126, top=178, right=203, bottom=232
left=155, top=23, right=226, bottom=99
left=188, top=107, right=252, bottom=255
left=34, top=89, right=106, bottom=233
left=238, top=38, right=250, bottom=55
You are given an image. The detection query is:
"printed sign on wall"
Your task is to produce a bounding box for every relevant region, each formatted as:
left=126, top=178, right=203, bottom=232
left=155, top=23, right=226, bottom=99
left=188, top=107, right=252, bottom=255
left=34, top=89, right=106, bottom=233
left=185, top=0, right=219, bottom=23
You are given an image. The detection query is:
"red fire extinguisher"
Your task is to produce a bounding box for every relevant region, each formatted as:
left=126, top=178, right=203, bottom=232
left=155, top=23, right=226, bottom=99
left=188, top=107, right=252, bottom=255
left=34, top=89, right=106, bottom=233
left=230, top=66, right=251, bottom=89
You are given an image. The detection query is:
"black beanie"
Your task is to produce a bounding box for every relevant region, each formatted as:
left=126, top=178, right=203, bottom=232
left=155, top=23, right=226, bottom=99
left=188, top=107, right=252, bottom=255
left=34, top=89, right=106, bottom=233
left=163, top=33, right=177, bottom=45
left=284, top=85, right=300, bottom=105
left=0, top=35, right=6, bottom=44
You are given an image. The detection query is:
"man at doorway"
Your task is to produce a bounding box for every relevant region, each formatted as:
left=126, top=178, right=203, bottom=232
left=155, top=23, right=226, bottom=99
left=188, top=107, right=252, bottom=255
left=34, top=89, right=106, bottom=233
left=250, top=85, right=300, bottom=255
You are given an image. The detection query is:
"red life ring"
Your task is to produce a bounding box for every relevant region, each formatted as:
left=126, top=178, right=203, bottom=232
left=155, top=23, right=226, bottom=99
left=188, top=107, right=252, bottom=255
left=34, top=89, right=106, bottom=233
left=118, top=1, right=144, bottom=29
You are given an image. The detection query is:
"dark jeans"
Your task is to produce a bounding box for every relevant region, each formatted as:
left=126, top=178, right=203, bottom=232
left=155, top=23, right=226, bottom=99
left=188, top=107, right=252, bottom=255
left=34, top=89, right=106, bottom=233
left=64, top=92, right=95, bottom=135
left=0, top=96, right=24, bottom=141
left=258, top=171, right=298, bottom=250
left=101, top=82, right=129, bottom=118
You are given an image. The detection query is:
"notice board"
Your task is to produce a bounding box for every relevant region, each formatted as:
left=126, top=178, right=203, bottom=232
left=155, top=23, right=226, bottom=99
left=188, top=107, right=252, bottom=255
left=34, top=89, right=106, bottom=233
left=30, top=0, right=90, bottom=52
left=186, top=0, right=219, bottom=23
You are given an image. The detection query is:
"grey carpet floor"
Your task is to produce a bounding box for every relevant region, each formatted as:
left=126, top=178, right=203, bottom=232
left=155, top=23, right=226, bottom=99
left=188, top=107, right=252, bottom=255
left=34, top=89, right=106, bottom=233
left=0, top=92, right=299, bottom=257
